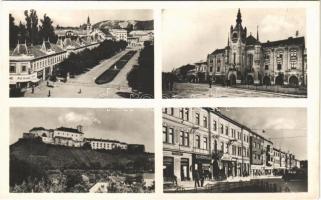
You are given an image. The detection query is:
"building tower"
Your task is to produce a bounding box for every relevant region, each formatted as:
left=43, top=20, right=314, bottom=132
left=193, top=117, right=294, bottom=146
left=229, top=9, right=247, bottom=81
left=86, top=16, right=92, bottom=35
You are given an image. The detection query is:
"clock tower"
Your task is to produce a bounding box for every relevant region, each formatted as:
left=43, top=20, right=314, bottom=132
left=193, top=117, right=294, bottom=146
left=229, top=9, right=247, bottom=77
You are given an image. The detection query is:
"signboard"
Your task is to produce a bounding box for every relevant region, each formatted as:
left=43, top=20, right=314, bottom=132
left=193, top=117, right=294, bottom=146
left=9, top=73, right=38, bottom=84
left=172, top=151, right=183, bottom=156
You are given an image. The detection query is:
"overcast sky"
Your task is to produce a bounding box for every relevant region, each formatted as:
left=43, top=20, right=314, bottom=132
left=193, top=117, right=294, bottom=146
left=10, top=108, right=154, bottom=152
left=219, top=107, right=307, bottom=160
left=10, top=9, right=153, bottom=27
left=162, top=8, right=306, bottom=72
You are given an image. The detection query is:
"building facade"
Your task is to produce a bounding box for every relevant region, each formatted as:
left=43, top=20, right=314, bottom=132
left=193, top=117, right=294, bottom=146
left=206, top=9, right=307, bottom=87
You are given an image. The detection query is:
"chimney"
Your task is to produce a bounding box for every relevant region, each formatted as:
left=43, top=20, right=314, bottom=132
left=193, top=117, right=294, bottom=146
left=77, top=125, right=83, bottom=133
left=295, top=30, right=299, bottom=37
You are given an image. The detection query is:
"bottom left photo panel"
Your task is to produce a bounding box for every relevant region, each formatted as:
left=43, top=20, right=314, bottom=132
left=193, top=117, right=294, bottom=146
left=9, top=107, right=155, bottom=193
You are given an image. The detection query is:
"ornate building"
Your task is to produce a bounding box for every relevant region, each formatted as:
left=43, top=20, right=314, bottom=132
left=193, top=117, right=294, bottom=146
left=207, top=9, right=307, bottom=87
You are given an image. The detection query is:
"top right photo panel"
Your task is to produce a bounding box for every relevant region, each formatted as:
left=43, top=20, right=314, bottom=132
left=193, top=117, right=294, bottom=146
left=162, top=8, right=307, bottom=98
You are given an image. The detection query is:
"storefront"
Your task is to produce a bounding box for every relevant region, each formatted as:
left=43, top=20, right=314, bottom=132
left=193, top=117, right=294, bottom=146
left=192, top=154, right=212, bottom=179
left=251, top=164, right=264, bottom=176
left=180, top=158, right=190, bottom=181
left=163, top=156, right=174, bottom=182
left=221, top=155, right=237, bottom=177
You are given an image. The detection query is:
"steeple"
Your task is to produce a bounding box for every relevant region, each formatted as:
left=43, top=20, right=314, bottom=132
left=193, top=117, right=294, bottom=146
left=236, top=8, right=242, bottom=25
left=256, top=25, right=259, bottom=41
left=227, top=33, right=230, bottom=47
left=87, top=16, right=90, bottom=24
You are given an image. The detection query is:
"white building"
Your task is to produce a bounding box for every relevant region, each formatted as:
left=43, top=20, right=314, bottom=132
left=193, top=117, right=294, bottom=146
left=85, top=138, right=128, bottom=150
left=109, top=29, right=128, bottom=41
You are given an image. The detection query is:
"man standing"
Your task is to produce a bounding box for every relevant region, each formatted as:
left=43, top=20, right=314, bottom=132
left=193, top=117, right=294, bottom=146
left=194, top=170, right=200, bottom=189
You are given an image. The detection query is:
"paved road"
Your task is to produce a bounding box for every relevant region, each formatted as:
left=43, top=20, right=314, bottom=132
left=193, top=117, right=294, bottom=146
left=164, top=83, right=306, bottom=98
left=24, top=49, right=139, bottom=98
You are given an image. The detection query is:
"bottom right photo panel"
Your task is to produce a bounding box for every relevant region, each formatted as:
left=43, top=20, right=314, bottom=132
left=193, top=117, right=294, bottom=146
left=162, top=107, right=307, bottom=193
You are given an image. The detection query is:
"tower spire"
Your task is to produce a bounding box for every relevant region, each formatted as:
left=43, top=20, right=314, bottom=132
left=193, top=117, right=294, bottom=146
left=236, top=8, right=242, bottom=24
left=227, top=33, right=230, bottom=47
left=257, top=25, right=259, bottom=41
left=87, top=16, right=90, bottom=24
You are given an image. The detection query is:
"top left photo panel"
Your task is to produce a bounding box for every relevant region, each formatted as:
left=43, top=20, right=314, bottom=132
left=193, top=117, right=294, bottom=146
left=9, top=9, right=154, bottom=98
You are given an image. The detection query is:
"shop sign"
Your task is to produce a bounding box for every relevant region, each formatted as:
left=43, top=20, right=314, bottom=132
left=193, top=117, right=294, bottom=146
left=10, top=73, right=37, bottom=84
left=193, top=154, right=211, bottom=162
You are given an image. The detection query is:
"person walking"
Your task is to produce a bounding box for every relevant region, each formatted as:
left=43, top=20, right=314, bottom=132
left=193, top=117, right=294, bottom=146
left=194, top=170, right=200, bottom=189
left=209, top=77, right=212, bottom=88
left=48, top=90, right=51, bottom=97
left=200, top=170, right=205, bottom=187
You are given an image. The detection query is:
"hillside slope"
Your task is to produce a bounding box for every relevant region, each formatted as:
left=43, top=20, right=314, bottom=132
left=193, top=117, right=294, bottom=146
left=10, top=139, right=154, bottom=171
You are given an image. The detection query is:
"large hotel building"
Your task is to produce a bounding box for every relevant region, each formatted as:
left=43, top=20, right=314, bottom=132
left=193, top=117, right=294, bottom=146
left=163, top=108, right=300, bottom=183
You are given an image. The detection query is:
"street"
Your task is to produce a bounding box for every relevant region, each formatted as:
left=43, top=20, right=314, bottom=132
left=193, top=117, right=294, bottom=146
left=164, top=83, right=306, bottom=98
left=24, top=49, right=140, bottom=98
left=164, top=176, right=307, bottom=193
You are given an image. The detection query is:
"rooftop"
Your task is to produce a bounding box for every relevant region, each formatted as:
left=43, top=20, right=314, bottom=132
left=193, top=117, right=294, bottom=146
left=56, top=127, right=84, bottom=134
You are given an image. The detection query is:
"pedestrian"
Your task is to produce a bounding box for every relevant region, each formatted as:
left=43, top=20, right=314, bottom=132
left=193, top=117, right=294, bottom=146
left=209, top=77, right=212, bottom=88
left=78, top=88, right=82, bottom=94
left=47, top=81, right=49, bottom=87
left=200, top=170, right=205, bottom=187
left=48, top=90, right=51, bottom=97
left=194, top=170, right=200, bottom=188
left=31, top=85, right=34, bottom=94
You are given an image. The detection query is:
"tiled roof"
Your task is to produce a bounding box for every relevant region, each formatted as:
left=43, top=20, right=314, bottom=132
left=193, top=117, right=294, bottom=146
left=56, top=127, right=83, bottom=134
left=211, top=48, right=225, bottom=55
left=246, top=35, right=260, bottom=45
left=11, top=42, right=65, bottom=59
left=262, top=36, right=305, bottom=48
left=30, top=127, right=46, bottom=131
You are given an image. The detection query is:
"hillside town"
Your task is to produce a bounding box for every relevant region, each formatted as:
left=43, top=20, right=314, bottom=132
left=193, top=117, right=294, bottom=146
left=162, top=9, right=307, bottom=98
left=163, top=107, right=307, bottom=192
left=9, top=10, right=154, bottom=98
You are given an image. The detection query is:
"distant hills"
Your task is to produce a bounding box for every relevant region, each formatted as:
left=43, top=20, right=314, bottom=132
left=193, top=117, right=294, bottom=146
left=92, top=20, right=154, bottom=31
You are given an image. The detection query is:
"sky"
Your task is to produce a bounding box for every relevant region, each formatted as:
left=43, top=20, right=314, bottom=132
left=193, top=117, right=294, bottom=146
left=219, top=107, right=307, bottom=160
left=10, top=9, right=153, bottom=27
left=162, top=8, right=306, bottom=72
left=10, top=108, right=154, bottom=152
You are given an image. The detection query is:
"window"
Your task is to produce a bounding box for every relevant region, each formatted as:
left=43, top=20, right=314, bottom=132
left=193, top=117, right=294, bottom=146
left=184, top=108, right=189, bottom=121
left=221, top=142, right=224, bottom=152
left=180, top=131, right=189, bottom=146
left=168, top=128, right=174, bottom=144
left=220, top=124, right=224, bottom=134
left=179, top=108, right=184, bottom=119
left=203, top=116, right=208, bottom=128
left=203, top=137, right=208, bottom=149
left=277, top=63, right=282, bottom=70
left=10, top=65, right=16, bottom=73
left=196, top=113, right=200, bottom=125
left=290, top=61, right=296, bottom=69
left=170, top=108, right=174, bottom=115
left=290, top=49, right=297, bottom=60
left=163, top=108, right=167, bottom=113
left=231, top=129, right=235, bottom=138
left=265, top=65, right=269, bottom=70
left=21, top=65, right=27, bottom=72
left=163, top=126, right=167, bottom=142
left=196, top=135, right=200, bottom=148
left=217, top=66, right=221, bottom=72
left=225, top=126, right=229, bottom=136
left=213, top=120, right=217, bottom=131
left=233, top=53, right=236, bottom=64
left=232, top=145, right=236, bottom=155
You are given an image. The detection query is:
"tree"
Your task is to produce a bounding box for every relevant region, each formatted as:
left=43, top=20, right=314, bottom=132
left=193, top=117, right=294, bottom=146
left=39, top=14, right=58, bottom=43
left=24, top=9, right=39, bottom=45
left=9, top=14, right=19, bottom=48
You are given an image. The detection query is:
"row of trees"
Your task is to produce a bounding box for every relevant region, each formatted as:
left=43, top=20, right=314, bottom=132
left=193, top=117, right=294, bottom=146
left=9, top=10, right=58, bottom=48
left=127, top=41, right=154, bottom=96
left=57, top=40, right=127, bottom=77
